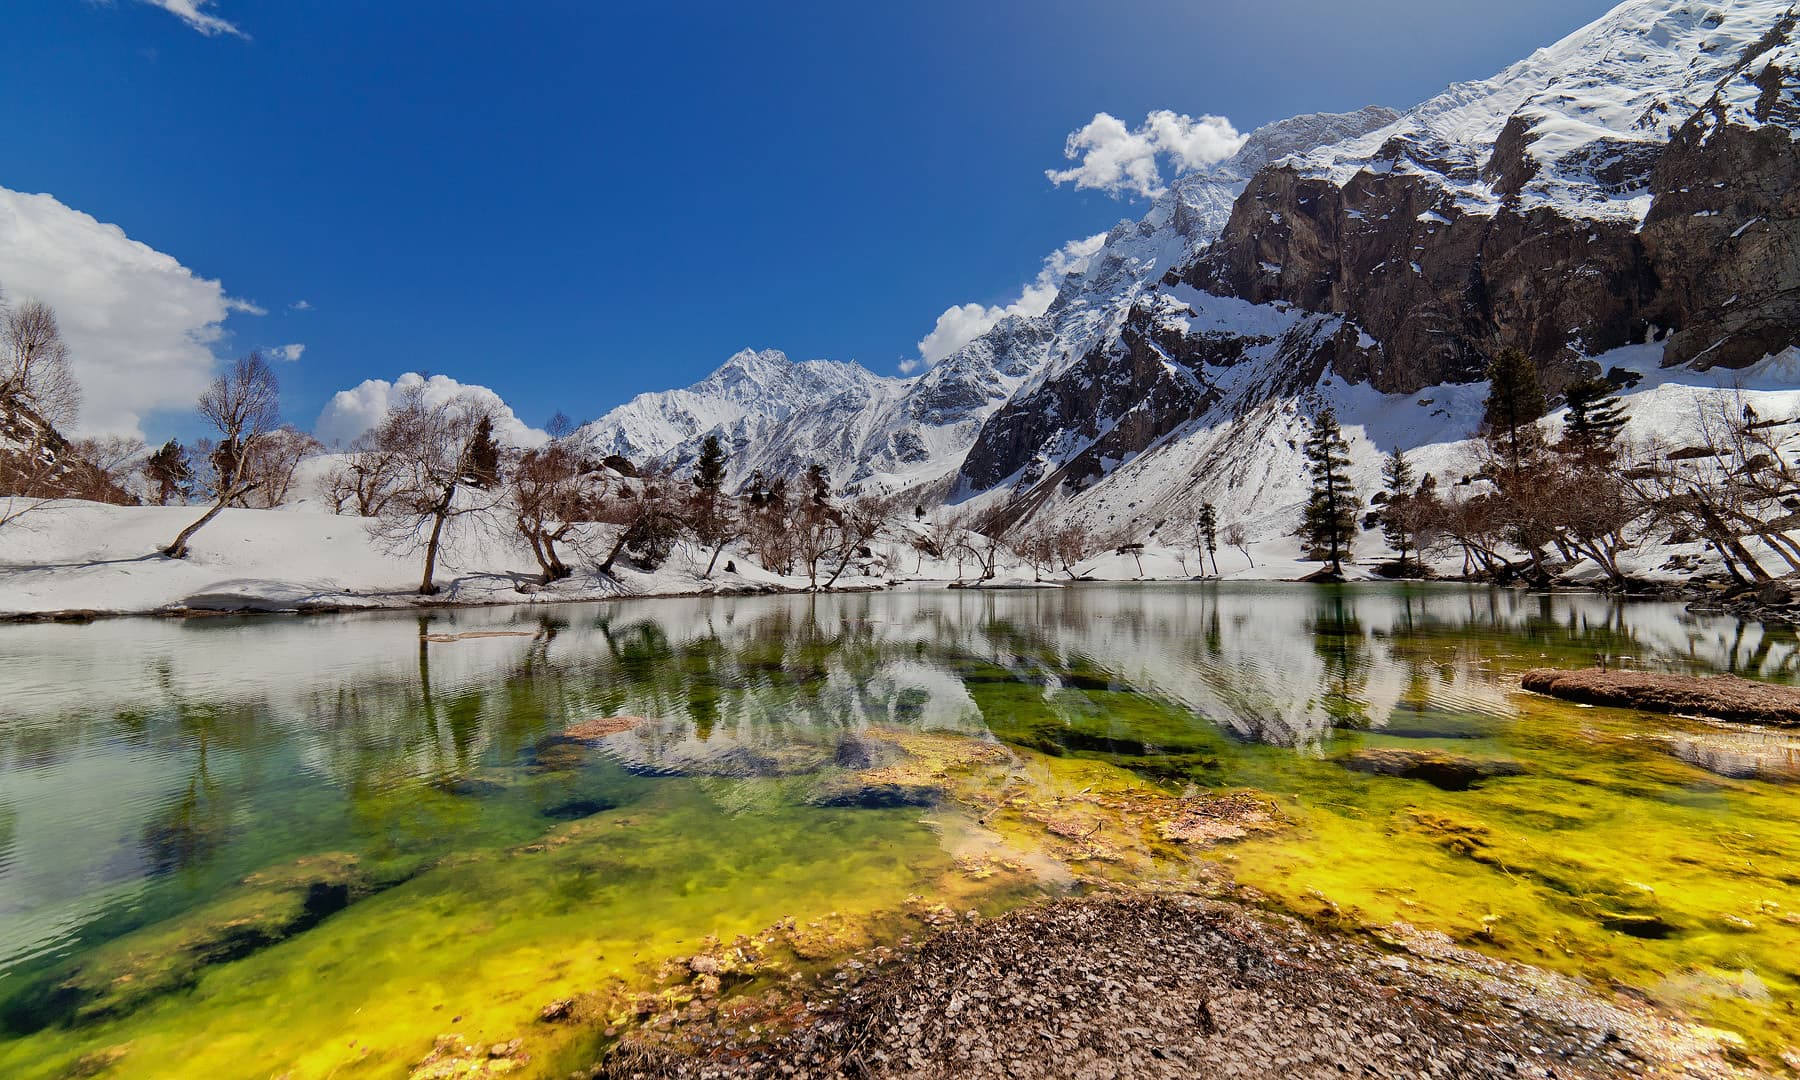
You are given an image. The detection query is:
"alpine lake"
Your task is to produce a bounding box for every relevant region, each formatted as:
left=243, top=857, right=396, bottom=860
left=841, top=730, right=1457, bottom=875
left=1, top=583, right=1797, bottom=1077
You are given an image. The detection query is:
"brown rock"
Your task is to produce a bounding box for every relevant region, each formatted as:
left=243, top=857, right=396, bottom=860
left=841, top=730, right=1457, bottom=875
left=1521, top=668, right=1800, bottom=726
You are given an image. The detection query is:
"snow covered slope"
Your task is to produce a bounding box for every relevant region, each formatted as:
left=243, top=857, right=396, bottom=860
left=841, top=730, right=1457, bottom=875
left=953, top=0, right=1800, bottom=537
left=1296, top=0, right=1798, bottom=221
left=573, top=107, right=1398, bottom=496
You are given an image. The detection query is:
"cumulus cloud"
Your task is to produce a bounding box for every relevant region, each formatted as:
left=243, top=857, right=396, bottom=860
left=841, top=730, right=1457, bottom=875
left=138, top=0, right=246, bottom=38
left=912, top=232, right=1107, bottom=368
left=1046, top=110, right=1246, bottom=198
left=0, top=186, right=253, bottom=438
left=268, top=343, right=305, bottom=362
left=315, top=373, right=550, bottom=450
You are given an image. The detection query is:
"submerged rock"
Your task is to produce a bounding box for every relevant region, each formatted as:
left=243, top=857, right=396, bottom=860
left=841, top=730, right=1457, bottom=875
left=1337, top=747, right=1525, bottom=791
left=1522, top=668, right=1800, bottom=726
left=562, top=716, right=649, bottom=742
left=808, top=778, right=942, bottom=809
left=12, top=852, right=408, bottom=1031
left=1651, top=727, right=1800, bottom=781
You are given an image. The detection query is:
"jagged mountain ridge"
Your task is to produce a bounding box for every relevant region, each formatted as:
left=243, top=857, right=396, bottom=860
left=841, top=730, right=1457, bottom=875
left=576, top=106, right=1401, bottom=493
left=954, top=0, right=1800, bottom=536
left=576, top=0, right=1800, bottom=555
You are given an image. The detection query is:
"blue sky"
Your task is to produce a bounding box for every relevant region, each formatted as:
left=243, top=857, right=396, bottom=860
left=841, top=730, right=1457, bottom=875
left=1, top=0, right=1617, bottom=438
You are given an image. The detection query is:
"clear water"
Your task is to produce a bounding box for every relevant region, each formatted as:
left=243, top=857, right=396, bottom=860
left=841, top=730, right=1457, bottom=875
left=0, top=583, right=1796, bottom=1077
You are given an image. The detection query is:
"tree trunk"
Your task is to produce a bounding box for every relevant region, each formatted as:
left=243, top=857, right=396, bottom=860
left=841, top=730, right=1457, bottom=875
left=418, top=485, right=455, bottom=595
left=163, top=482, right=258, bottom=558
left=704, top=540, right=726, bottom=578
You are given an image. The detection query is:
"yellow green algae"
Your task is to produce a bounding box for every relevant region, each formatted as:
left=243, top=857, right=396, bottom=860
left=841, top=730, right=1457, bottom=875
left=1, top=585, right=1798, bottom=1077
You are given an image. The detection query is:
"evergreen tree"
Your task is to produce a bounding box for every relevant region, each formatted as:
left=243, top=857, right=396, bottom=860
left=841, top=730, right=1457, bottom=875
left=1301, top=406, right=1360, bottom=575
left=1561, top=375, right=1626, bottom=453
left=143, top=439, right=193, bottom=506
left=465, top=415, right=501, bottom=488
left=1482, top=347, right=1546, bottom=470
left=1197, top=503, right=1219, bottom=576
left=694, top=434, right=727, bottom=492
left=1380, top=446, right=1416, bottom=569
left=691, top=434, right=734, bottom=576
left=804, top=462, right=830, bottom=506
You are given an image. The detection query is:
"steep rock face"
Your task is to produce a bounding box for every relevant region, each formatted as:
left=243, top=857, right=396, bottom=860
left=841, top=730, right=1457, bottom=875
left=1182, top=163, right=1658, bottom=394
left=1643, top=13, right=1800, bottom=369
left=0, top=393, right=129, bottom=503
left=955, top=0, right=1800, bottom=515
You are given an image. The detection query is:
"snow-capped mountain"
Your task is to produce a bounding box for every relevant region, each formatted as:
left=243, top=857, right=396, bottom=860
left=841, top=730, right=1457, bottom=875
left=954, top=0, right=1800, bottom=539
left=576, top=106, right=1400, bottom=496
left=428, top=0, right=1800, bottom=553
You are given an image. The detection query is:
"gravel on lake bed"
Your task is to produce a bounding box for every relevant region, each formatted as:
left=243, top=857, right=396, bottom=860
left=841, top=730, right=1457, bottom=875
left=594, top=893, right=1760, bottom=1080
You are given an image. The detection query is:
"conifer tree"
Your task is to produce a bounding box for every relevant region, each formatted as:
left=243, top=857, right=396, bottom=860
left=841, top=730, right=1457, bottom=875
left=1197, top=502, right=1219, bottom=576
left=691, top=434, right=734, bottom=577
left=1561, top=375, right=1626, bottom=453
left=1380, top=446, right=1415, bottom=569
left=465, top=415, right=501, bottom=488
left=1301, top=406, right=1359, bottom=576
left=143, top=439, right=193, bottom=506
left=1482, top=347, right=1546, bottom=471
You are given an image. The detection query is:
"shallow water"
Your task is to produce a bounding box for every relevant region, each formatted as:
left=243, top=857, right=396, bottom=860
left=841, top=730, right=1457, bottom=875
left=0, top=583, right=1797, bottom=1076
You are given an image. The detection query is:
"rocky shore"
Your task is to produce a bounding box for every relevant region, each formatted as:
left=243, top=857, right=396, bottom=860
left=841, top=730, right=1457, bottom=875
left=591, top=894, right=1758, bottom=1080
left=1522, top=667, right=1800, bottom=726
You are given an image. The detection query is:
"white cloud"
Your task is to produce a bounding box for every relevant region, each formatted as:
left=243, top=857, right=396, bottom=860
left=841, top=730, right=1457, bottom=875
left=269, top=343, right=305, bottom=362
left=913, top=233, right=1107, bottom=368
left=138, top=0, right=245, bottom=38
left=226, top=296, right=267, bottom=316
left=0, top=186, right=252, bottom=439
left=1046, top=110, right=1246, bottom=198
left=315, top=373, right=550, bottom=450
left=289, top=299, right=312, bottom=312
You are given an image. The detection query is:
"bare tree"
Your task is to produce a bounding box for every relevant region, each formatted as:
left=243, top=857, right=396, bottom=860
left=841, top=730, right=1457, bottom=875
left=948, top=512, right=1006, bottom=582
left=1, top=296, right=80, bottom=427
left=512, top=435, right=607, bottom=582
left=1225, top=522, right=1254, bottom=569
left=164, top=353, right=281, bottom=558
left=1016, top=525, right=1057, bottom=581
left=597, top=465, right=683, bottom=577
left=745, top=473, right=795, bottom=575
left=324, top=431, right=406, bottom=516
left=821, top=494, right=895, bottom=588
left=371, top=386, right=509, bottom=594
left=239, top=425, right=322, bottom=507
left=69, top=435, right=146, bottom=502
left=1051, top=522, right=1093, bottom=579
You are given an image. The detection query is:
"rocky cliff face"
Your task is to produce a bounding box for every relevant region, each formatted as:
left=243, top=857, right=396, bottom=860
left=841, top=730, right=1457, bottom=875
left=955, top=0, right=1800, bottom=527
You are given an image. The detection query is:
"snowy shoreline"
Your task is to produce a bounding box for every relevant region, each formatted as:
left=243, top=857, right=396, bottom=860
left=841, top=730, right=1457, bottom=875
left=0, top=497, right=1709, bottom=624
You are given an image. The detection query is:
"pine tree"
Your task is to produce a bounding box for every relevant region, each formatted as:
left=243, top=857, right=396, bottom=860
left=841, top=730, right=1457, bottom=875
left=692, top=435, right=733, bottom=576
left=1197, top=503, right=1219, bottom=576
left=1301, top=406, right=1360, bottom=575
left=694, top=434, right=727, bottom=493
left=1561, top=375, right=1626, bottom=453
left=1482, top=347, right=1546, bottom=471
left=465, top=415, right=501, bottom=488
left=143, top=439, right=193, bottom=506
left=805, top=462, right=830, bottom=506
left=1380, top=446, right=1415, bottom=569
